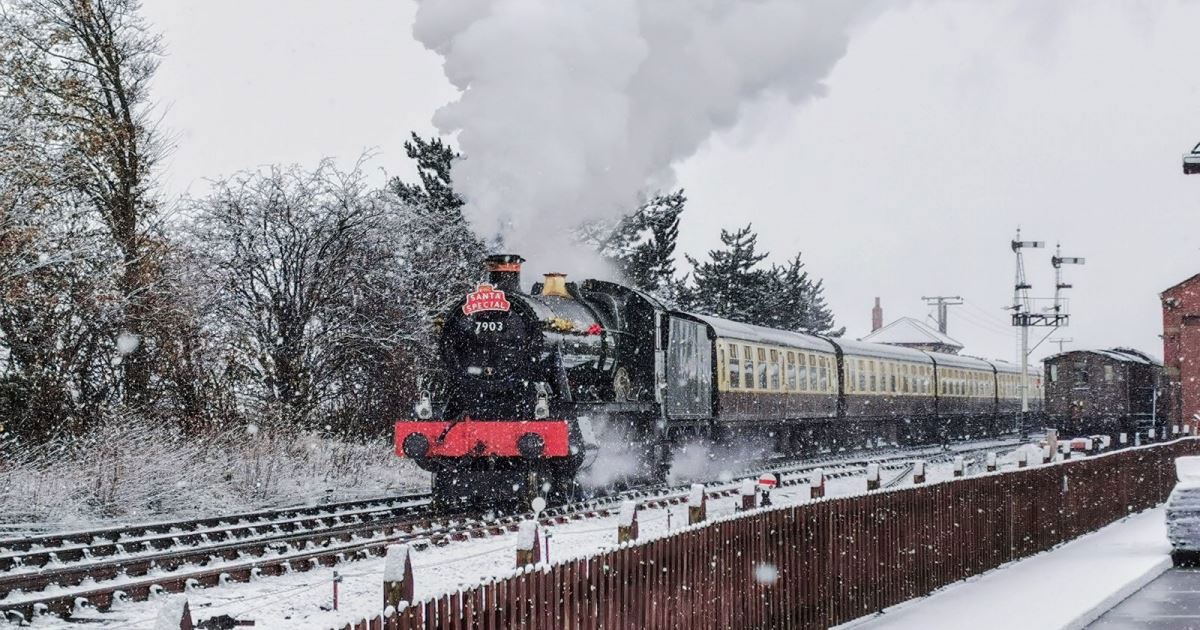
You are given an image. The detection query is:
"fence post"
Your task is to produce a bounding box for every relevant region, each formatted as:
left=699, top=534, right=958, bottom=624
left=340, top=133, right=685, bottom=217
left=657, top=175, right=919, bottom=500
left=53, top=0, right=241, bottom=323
left=866, top=463, right=880, bottom=491
left=154, top=596, right=194, bottom=630
left=1042, top=445, right=1052, bottom=464
left=617, top=500, right=639, bottom=543
left=516, top=520, right=543, bottom=567
left=810, top=468, right=825, bottom=499
left=986, top=452, right=997, bottom=473
left=1017, top=450, right=1027, bottom=468
left=913, top=460, right=926, bottom=484
left=688, top=484, right=707, bottom=524
left=383, top=544, right=414, bottom=612
left=1084, top=437, right=1095, bottom=455
left=953, top=456, right=965, bottom=477
left=739, top=479, right=757, bottom=511
left=1120, top=433, right=1128, bottom=446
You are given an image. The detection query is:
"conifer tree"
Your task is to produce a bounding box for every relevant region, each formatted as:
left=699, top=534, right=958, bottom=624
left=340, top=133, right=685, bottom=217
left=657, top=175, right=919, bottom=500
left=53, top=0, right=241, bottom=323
left=591, top=190, right=685, bottom=297
left=680, top=224, right=771, bottom=320
left=387, top=134, right=485, bottom=321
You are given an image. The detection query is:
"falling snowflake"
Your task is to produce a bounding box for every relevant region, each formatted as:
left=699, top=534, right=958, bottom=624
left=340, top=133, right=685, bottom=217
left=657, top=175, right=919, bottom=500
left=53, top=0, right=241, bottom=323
left=754, top=563, right=778, bottom=585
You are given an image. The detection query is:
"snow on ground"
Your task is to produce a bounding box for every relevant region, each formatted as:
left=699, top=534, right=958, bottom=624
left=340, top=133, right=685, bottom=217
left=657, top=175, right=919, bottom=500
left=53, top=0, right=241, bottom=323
left=0, top=419, right=431, bottom=535
left=36, top=451, right=1026, bottom=630
left=840, top=507, right=1171, bottom=630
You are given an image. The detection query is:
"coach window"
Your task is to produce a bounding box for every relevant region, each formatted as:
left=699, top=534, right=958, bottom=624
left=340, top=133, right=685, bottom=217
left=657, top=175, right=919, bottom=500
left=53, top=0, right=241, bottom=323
left=727, top=344, right=740, bottom=389
left=808, top=354, right=819, bottom=391
left=718, top=344, right=726, bottom=388
left=858, top=360, right=867, bottom=392
left=742, top=345, right=754, bottom=389
left=797, top=353, right=809, bottom=391
left=769, top=349, right=781, bottom=390
left=757, top=348, right=768, bottom=389
left=1104, top=365, right=1114, bottom=382
left=786, top=352, right=797, bottom=391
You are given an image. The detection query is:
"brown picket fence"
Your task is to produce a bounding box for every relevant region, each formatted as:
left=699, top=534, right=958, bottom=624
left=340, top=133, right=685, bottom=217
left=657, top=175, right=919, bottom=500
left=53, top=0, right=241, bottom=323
left=339, top=439, right=1198, bottom=630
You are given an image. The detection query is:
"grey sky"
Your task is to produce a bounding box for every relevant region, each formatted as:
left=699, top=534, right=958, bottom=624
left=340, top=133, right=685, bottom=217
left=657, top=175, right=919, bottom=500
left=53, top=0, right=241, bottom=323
left=141, top=0, right=1200, bottom=365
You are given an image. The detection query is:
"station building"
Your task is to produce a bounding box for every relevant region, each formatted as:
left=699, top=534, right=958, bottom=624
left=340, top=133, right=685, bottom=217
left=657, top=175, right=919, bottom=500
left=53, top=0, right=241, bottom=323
left=1162, top=273, right=1200, bottom=431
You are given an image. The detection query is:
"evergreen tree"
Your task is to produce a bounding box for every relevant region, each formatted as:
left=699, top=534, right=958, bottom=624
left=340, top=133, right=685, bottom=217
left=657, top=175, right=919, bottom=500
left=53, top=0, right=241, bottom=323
left=391, top=133, right=465, bottom=220
left=387, top=134, right=485, bottom=324
left=680, top=224, right=771, bottom=321
left=598, top=190, right=685, bottom=297
left=756, top=254, right=844, bottom=337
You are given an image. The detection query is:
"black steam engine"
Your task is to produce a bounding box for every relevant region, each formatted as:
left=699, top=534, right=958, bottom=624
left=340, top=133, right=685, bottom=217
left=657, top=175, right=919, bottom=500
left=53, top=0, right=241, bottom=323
left=397, top=254, right=1041, bottom=507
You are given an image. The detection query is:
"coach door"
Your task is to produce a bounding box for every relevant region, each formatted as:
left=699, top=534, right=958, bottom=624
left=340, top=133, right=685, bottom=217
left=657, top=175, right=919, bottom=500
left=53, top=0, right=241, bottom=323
left=665, top=317, right=713, bottom=419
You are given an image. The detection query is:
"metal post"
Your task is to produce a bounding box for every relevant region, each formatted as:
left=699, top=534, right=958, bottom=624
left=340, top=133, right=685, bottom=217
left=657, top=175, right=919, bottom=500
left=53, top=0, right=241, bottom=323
left=1020, top=324, right=1030, bottom=436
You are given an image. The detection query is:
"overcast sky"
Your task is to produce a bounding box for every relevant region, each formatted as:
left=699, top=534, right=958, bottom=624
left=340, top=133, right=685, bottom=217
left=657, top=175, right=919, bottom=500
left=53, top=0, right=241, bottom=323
left=140, top=0, right=1200, bottom=365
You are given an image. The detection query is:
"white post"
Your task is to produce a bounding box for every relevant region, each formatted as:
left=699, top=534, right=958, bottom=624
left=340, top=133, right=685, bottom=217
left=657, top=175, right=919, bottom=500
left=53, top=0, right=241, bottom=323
left=953, top=456, right=965, bottom=477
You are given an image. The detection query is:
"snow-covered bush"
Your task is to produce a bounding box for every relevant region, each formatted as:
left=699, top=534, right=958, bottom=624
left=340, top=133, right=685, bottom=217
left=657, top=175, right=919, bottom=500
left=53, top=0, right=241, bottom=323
left=0, top=415, right=429, bottom=532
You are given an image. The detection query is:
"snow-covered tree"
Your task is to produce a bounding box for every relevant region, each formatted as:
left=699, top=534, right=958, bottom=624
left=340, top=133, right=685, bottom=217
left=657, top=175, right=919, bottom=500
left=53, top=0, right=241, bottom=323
left=680, top=224, right=772, bottom=321
left=387, top=134, right=485, bottom=347
left=679, top=225, right=842, bottom=336
left=193, top=162, right=420, bottom=432
left=0, top=0, right=169, bottom=407
left=581, top=190, right=685, bottom=298
left=757, top=254, right=844, bottom=337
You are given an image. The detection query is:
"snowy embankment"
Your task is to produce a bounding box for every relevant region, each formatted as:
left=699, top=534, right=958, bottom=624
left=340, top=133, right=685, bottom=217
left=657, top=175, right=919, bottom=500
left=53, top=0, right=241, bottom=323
left=840, top=507, right=1171, bottom=630
left=0, top=419, right=430, bottom=534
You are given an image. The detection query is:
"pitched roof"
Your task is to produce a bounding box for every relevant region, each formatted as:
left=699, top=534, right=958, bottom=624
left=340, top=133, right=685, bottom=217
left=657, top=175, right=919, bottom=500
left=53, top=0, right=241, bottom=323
left=859, top=317, right=964, bottom=350
left=1044, top=347, right=1162, bottom=366
left=1162, top=272, right=1200, bottom=297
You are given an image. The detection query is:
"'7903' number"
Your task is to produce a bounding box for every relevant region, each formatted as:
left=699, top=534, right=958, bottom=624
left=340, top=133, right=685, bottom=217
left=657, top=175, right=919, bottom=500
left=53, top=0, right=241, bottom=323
left=475, top=321, right=504, bottom=333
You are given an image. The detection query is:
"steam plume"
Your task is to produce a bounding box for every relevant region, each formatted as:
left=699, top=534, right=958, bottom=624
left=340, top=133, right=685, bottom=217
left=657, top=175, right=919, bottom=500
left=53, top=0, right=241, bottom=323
left=415, top=0, right=875, bottom=276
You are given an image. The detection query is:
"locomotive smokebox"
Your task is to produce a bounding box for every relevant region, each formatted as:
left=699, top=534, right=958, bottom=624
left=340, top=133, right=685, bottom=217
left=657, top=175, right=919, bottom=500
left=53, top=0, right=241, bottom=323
left=484, top=254, right=525, bottom=293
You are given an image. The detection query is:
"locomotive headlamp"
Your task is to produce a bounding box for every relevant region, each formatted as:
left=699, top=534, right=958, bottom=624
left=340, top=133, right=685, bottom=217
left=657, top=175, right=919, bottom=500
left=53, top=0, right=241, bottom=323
left=533, top=382, right=551, bottom=420
left=414, top=392, right=433, bottom=420
left=517, top=432, right=545, bottom=459
left=402, top=433, right=431, bottom=459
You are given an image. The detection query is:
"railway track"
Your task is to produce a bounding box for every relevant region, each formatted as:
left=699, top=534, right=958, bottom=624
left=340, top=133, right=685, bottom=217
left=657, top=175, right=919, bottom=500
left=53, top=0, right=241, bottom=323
left=0, top=437, right=1033, bottom=623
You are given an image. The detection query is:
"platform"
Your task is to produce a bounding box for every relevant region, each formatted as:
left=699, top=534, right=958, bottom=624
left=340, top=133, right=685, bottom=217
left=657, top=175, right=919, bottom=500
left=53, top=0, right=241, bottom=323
left=841, top=507, right=1172, bottom=630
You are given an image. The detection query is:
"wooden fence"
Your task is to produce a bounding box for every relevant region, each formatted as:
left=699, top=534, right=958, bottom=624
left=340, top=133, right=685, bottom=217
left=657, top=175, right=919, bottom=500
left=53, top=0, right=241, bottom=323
left=340, top=439, right=1199, bottom=630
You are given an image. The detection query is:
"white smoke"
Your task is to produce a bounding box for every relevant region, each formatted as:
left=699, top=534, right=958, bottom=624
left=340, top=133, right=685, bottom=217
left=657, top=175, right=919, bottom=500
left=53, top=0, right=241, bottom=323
left=414, top=0, right=878, bottom=277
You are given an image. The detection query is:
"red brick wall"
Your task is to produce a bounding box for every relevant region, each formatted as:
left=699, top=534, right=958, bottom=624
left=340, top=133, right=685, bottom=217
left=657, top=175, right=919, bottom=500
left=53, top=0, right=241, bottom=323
left=1163, top=275, right=1200, bottom=430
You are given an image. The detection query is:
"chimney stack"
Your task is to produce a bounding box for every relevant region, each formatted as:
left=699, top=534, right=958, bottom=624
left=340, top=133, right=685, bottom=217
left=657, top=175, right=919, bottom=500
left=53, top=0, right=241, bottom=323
left=484, top=254, right=525, bottom=294
left=872, top=297, right=883, bottom=332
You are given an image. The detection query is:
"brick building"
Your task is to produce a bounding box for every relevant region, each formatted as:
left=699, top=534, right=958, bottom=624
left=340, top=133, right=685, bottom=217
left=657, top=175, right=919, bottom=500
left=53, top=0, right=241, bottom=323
left=1162, top=274, right=1200, bottom=430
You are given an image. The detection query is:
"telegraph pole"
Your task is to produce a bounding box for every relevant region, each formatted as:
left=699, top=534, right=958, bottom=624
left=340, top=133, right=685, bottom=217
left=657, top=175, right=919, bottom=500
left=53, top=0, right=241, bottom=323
left=1049, top=337, right=1073, bottom=354
left=1010, top=230, right=1084, bottom=436
left=921, top=296, right=963, bottom=334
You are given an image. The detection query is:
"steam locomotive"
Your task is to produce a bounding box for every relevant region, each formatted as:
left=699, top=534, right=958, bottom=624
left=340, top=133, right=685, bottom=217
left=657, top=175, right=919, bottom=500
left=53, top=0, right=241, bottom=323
left=395, top=254, right=1043, bottom=506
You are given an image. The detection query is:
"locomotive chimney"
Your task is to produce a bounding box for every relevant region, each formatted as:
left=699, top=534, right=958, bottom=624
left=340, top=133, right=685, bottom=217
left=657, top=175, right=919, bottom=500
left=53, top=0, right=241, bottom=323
left=485, top=254, right=525, bottom=293
left=872, top=297, right=883, bottom=332
left=540, top=273, right=570, bottom=298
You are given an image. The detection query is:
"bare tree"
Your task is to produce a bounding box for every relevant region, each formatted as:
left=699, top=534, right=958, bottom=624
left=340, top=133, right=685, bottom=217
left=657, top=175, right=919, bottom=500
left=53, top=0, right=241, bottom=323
left=0, top=0, right=167, bottom=407
left=193, top=162, right=426, bottom=433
